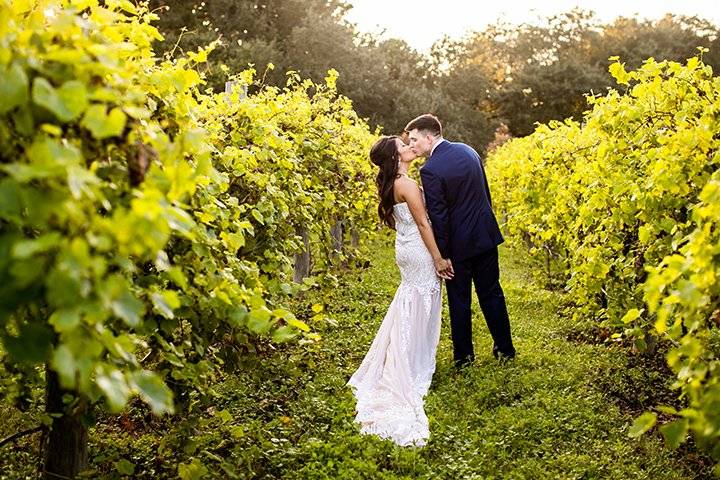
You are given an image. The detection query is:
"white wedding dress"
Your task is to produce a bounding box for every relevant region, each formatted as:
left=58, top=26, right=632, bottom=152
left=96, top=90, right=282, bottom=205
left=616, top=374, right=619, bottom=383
left=347, top=201, right=442, bottom=447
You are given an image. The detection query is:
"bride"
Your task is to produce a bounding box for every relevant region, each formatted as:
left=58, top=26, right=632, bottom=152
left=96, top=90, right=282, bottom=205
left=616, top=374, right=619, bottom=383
left=347, top=135, right=453, bottom=447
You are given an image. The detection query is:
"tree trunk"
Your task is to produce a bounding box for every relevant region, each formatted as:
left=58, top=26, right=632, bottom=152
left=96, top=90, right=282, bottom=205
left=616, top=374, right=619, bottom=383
left=330, top=219, right=343, bottom=263
left=43, top=367, right=88, bottom=479
left=293, top=227, right=310, bottom=283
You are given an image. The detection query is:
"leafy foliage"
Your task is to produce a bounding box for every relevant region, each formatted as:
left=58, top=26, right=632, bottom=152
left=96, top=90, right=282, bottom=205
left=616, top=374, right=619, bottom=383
left=0, top=0, right=375, bottom=420
left=487, top=53, right=720, bottom=460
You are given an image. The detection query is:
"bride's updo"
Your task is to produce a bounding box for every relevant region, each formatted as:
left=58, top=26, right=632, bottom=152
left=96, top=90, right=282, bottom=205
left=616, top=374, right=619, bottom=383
left=369, top=135, right=401, bottom=230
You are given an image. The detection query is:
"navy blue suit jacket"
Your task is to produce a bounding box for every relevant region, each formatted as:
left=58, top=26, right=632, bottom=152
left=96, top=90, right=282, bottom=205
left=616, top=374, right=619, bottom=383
left=420, top=140, right=504, bottom=262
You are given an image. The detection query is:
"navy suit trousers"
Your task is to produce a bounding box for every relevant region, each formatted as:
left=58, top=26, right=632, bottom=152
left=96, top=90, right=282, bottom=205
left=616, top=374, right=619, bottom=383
left=445, top=247, right=515, bottom=365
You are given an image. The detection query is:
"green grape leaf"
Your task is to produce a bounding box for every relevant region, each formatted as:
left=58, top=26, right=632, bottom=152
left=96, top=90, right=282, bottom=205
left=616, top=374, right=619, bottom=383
left=286, top=318, right=310, bottom=332
left=628, top=412, right=657, bottom=438
left=111, top=289, right=144, bottom=327
left=0, top=62, right=29, bottom=114
left=115, top=459, right=135, bottom=476
left=228, top=305, right=248, bottom=328
left=151, top=290, right=180, bottom=319
left=620, top=308, right=643, bottom=325
left=178, top=459, right=208, bottom=480
left=81, top=104, right=127, bottom=139
left=130, top=370, right=173, bottom=415
left=11, top=232, right=62, bottom=259
left=271, top=325, right=297, bottom=343
left=2, top=322, right=53, bottom=363
left=659, top=418, right=689, bottom=449
left=0, top=178, right=23, bottom=223
left=96, top=367, right=130, bottom=412
left=51, top=345, right=78, bottom=389
left=247, top=308, right=273, bottom=334
left=32, top=78, right=88, bottom=122
left=49, top=307, right=81, bottom=332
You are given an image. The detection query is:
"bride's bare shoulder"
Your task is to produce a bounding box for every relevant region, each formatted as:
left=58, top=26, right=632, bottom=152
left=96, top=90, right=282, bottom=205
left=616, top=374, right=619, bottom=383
left=393, top=176, right=418, bottom=203
left=394, top=175, right=415, bottom=188
left=399, top=177, right=425, bottom=200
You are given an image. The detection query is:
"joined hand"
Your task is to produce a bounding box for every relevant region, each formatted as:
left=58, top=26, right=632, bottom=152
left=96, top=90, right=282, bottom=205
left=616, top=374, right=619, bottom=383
left=434, top=257, right=454, bottom=280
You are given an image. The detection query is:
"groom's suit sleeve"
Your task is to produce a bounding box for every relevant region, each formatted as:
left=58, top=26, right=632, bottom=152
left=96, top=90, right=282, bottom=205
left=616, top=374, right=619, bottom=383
left=420, top=167, right=450, bottom=259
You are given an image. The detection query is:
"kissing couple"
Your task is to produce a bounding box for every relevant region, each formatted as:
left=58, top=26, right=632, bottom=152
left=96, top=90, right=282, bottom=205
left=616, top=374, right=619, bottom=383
left=347, top=113, right=516, bottom=447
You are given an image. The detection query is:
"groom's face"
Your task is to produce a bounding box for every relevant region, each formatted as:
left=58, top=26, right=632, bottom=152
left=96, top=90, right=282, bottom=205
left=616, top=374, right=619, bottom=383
left=407, top=129, right=434, bottom=157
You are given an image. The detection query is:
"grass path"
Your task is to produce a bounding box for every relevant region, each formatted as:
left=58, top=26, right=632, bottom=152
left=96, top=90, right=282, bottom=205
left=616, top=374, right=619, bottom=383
left=195, top=237, right=707, bottom=479
left=1, top=238, right=710, bottom=479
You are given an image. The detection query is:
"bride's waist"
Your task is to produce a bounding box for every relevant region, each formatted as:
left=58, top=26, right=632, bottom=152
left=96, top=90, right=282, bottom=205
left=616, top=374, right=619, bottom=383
left=395, top=228, right=421, bottom=241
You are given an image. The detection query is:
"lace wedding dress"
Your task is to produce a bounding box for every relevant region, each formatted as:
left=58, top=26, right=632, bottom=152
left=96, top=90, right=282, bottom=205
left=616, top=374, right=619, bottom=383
left=347, top=201, right=442, bottom=447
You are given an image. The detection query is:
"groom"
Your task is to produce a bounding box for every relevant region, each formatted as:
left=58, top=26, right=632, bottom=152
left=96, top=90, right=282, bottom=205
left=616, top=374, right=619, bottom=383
left=405, top=114, right=516, bottom=367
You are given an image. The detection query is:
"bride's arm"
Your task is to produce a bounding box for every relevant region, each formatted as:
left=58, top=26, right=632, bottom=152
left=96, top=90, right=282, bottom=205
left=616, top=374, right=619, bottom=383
left=398, top=180, right=453, bottom=278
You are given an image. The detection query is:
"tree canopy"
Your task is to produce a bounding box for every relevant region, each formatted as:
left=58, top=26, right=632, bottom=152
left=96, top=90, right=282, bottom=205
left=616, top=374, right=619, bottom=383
left=150, top=2, right=720, bottom=148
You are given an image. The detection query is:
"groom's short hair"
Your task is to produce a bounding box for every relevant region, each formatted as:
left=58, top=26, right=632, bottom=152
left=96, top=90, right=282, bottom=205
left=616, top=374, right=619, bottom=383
left=405, top=114, right=442, bottom=137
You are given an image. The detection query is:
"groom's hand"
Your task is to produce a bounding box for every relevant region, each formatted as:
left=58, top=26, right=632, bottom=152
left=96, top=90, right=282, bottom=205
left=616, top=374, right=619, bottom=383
left=445, top=259, right=454, bottom=275
left=443, top=259, right=454, bottom=278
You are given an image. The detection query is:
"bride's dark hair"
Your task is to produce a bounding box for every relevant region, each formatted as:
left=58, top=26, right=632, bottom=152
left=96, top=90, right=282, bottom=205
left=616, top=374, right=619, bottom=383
left=369, top=135, right=401, bottom=229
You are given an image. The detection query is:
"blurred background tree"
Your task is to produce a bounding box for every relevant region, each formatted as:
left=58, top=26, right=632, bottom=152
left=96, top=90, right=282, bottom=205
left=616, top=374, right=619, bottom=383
left=149, top=2, right=719, bottom=151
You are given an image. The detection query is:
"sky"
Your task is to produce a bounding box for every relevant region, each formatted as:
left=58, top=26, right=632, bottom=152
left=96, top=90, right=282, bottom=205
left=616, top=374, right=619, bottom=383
left=344, top=0, right=720, bottom=52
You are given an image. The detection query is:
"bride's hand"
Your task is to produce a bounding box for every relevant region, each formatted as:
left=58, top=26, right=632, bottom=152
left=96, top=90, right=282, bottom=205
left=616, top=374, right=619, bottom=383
left=434, top=258, right=454, bottom=280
